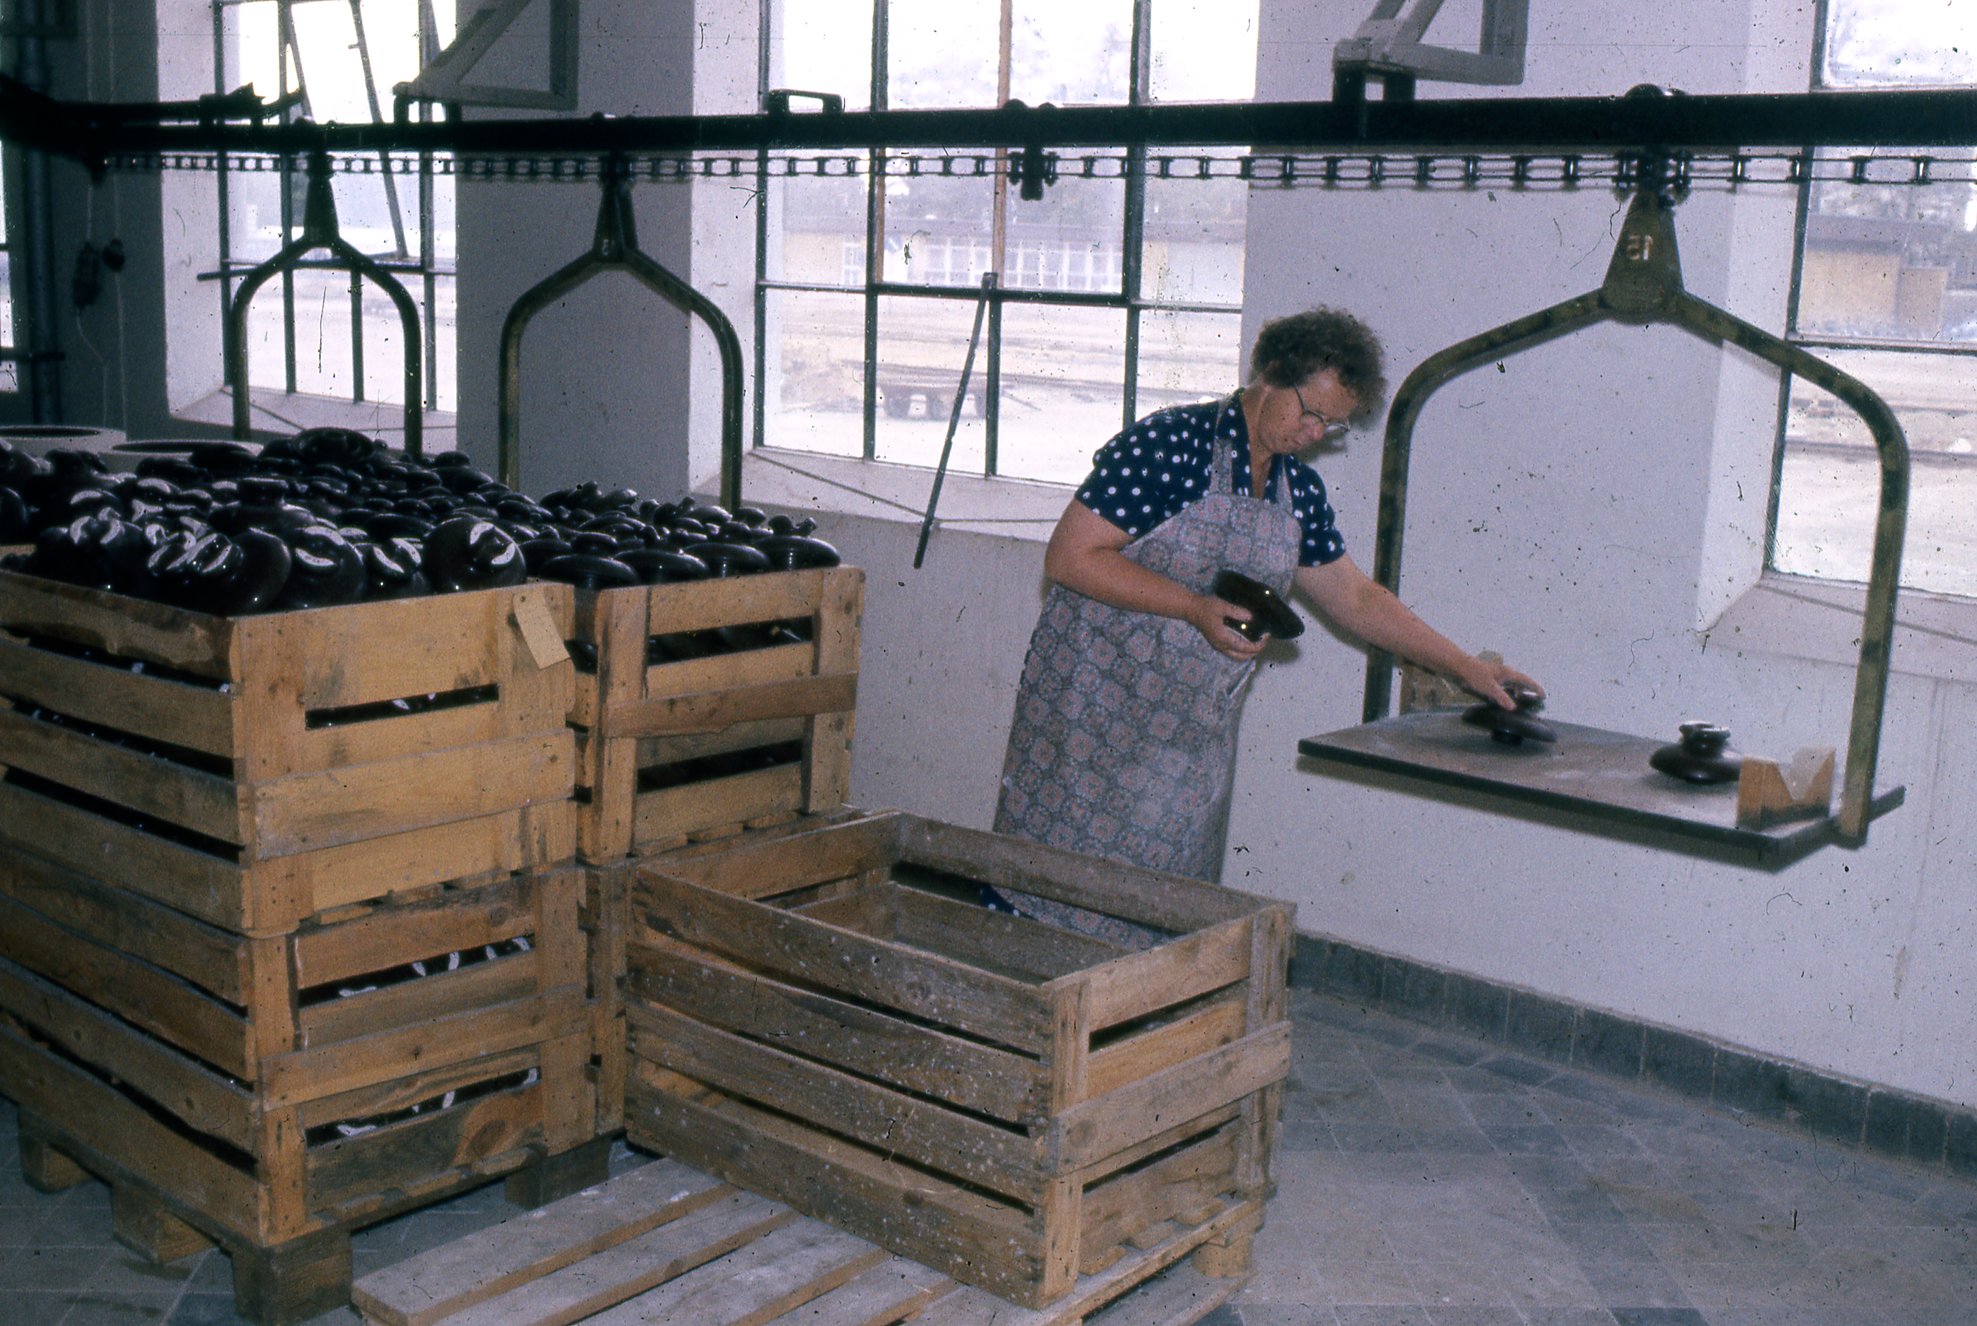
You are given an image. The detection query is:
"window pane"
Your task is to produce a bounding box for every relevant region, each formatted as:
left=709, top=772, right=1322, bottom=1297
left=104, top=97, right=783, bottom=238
left=1007, top=174, right=1126, bottom=294
left=1137, top=309, right=1240, bottom=414
left=1798, top=148, right=1977, bottom=342
left=997, top=303, right=1126, bottom=484
left=1150, top=0, right=1259, bottom=102
left=1821, top=0, right=1977, bottom=88
left=774, top=0, right=874, bottom=109
left=0, top=251, right=14, bottom=393
left=874, top=295, right=988, bottom=470
left=1774, top=348, right=1977, bottom=594
left=1008, top=1, right=1131, bottom=105
left=768, top=154, right=869, bottom=286
left=763, top=289, right=868, bottom=457
left=889, top=0, right=998, bottom=108
left=1143, top=151, right=1248, bottom=305
left=883, top=167, right=995, bottom=286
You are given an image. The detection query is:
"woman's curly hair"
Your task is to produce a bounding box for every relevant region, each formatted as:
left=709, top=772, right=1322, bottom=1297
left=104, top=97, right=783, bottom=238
left=1249, top=308, right=1386, bottom=417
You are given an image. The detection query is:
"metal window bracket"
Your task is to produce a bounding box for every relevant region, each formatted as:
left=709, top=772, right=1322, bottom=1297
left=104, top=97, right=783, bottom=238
left=398, top=0, right=578, bottom=112
left=225, top=148, right=425, bottom=454
left=497, top=157, right=745, bottom=509
left=1301, top=179, right=1910, bottom=859
left=1333, top=0, right=1528, bottom=103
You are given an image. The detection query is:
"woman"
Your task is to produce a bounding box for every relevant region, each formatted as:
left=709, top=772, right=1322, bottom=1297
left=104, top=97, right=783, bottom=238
left=993, top=308, right=1540, bottom=919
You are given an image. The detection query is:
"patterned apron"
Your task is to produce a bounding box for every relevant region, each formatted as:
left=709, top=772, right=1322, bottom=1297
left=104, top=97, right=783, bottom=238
left=993, top=398, right=1303, bottom=932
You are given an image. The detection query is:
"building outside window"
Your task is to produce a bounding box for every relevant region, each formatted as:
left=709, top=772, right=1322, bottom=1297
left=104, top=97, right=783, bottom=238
left=754, top=0, right=1258, bottom=486
left=209, top=0, right=456, bottom=424
left=1770, top=0, right=1977, bottom=596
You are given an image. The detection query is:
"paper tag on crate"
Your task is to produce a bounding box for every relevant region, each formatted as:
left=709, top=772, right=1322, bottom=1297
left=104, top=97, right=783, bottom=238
left=511, top=589, right=570, bottom=670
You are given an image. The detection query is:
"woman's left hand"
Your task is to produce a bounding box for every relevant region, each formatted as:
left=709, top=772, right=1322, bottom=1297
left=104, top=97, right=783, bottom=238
left=1457, top=656, right=1544, bottom=710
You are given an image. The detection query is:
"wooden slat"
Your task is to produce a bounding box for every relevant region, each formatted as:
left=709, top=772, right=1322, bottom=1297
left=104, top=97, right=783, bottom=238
left=351, top=1159, right=733, bottom=1326
left=883, top=882, right=1130, bottom=983
left=632, top=764, right=804, bottom=848
left=760, top=1257, right=951, bottom=1326
left=0, top=889, right=251, bottom=1080
left=291, top=873, right=533, bottom=988
left=1084, top=996, right=1247, bottom=1103
left=627, top=937, right=1045, bottom=1123
left=299, top=802, right=574, bottom=921
left=1050, top=1025, right=1290, bottom=1170
left=305, top=1082, right=543, bottom=1214
left=0, top=571, right=235, bottom=675
left=923, top=1198, right=1261, bottom=1326
left=606, top=668, right=852, bottom=739
left=647, top=811, right=902, bottom=901
left=1076, top=919, right=1255, bottom=1033
left=628, top=1001, right=1044, bottom=1197
left=0, top=707, right=245, bottom=841
left=0, top=1021, right=265, bottom=1245
left=628, top=715, right=809, bottom=767
left=0, top=777, right=251, bottom=930
left=289, top=701, right=529, bottom=775
left=627, top=1066, right=1042, bottom=1304
left=1080, top=1126, right=1239, bottom=1262
left=638, top=874, right=1051, bottom=1052
left=297, top=955, right=540, bottom=1048
left=261, top=989, right=584, bottom=1108
left=297, top=1046, right=540, bottom=1132
left=0, top=847, right=247, bottom=1003
left=0, top=956, right=255, bottom=1152
left=582, top=1215, right=887, bottom=1326
left=0, top=632, right=237, bottom=756
left=635, top=568, right=843, bottom=638
left=898, top=818, right=1263, bottom=932
left=1079, top=1263, right=1242, bottom=1326
left=248, top=729, right=573, bottom=857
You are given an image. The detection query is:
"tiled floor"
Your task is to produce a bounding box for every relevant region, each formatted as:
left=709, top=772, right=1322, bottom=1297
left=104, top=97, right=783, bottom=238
left=3, top=989, right=1974, bottom=1325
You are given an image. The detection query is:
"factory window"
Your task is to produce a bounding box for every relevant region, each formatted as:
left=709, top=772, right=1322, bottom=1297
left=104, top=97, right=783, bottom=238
left=1770, top=0, right=1977, bottom=596
left=203, top=0, right=456, bottom=428
left=0, top=151, right=16, bottom=393
left=754, top=0, right=1257, bottom=485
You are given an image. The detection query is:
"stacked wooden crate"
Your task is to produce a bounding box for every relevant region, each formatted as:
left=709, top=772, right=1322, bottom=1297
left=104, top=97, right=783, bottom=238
left=0, top=570, right=587, bottom=1325
left=622, top=811, right=1293, bottom=1310
left=564, top=565, right=863, bottom=1137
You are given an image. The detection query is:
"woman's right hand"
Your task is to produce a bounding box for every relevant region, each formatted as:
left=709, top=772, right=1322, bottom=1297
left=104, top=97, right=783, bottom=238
left=1191, top=594, right=1268, bottom=662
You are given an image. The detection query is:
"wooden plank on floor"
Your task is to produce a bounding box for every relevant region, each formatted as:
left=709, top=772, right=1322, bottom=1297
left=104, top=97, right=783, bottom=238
left=433, top=1189, right=795, bottom=1326
left=758, top=1257, right=953, bottom=1326
left=584, top=1218, right=888, bottom=1326
left=351, top=1159, right=730, bottom=1326
left=1079, top=1263, right=1241, bottom=1326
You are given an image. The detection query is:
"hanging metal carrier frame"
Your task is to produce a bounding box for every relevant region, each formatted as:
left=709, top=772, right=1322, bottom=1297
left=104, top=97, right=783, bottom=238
left=495, top=156, right=744, bottom=508
left=1297, top=179, right=1908, bottom=866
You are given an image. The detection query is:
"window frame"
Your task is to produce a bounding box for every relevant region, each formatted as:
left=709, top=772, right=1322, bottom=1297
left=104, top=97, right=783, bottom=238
left=749, top=0, right=1250, bottom=482
left=1767, top=0, right=1977, bottom=592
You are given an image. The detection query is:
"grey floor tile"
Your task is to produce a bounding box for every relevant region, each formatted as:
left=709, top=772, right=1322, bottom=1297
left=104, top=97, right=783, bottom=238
left=1236, top=1306, right=1334, bottom=1326
left=1424, top=1310, right=1524, bottom=1326
left=1333, top=1307, right=1435, bottom=1326
left=57, top=1291, right=180, bottom=1325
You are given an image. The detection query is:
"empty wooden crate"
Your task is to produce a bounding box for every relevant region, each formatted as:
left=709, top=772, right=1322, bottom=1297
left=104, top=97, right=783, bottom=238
left=0, top=846, right=591, bottom=1323
left=0, top=571, right=577, bottom=935
left=623, top=811, right=1292, bottom=1308
left=566, top=566, right=862, bottom=862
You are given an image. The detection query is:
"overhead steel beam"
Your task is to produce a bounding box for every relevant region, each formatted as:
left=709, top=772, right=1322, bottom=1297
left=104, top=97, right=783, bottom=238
left=6, top=81, right=1977, bottom=159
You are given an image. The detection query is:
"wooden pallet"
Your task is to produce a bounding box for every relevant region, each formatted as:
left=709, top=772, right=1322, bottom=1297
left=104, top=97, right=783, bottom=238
left=568, top=567, right=861, bottom=863
left=624, top=811, right=1291, bottom=1308
left=352, top=1156, right=1256, bottom=1326
left=0, top=571, right=577, bottom=934
left=0, top=847, right=598, bottom=1323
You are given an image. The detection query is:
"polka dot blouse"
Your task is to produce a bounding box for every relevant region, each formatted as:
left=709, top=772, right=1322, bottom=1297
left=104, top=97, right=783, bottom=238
left=1074, top=395, right=1347, bottom=567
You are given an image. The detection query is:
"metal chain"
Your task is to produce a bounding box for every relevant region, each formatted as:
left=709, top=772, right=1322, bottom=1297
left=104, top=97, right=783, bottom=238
left=99, top=148, right=1977, bottom=188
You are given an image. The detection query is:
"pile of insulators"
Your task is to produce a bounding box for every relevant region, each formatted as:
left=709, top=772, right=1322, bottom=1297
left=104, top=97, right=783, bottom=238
left=0, top=427, right=839, bottom=616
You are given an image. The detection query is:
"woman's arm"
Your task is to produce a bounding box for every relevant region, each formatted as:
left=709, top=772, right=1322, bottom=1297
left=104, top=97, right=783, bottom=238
left=1294, top=555, right=1540, bottom=708
left=1044, top=499, right=1264, bottom=661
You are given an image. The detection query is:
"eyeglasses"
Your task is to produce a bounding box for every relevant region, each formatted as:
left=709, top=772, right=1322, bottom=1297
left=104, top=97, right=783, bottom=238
left=1292, top=384, right=1352, bottom=442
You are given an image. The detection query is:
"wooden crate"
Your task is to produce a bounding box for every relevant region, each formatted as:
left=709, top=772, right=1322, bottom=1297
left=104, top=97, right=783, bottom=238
left=567, top=566, right=861, bottom=862
left=351, top=1155, right=1258, bottom=1326
left=0, top=570, right=577, bottom=935
left=0, top=846, right=593, bottom=1323
left=623, top=812, right=1291, bottom=1308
